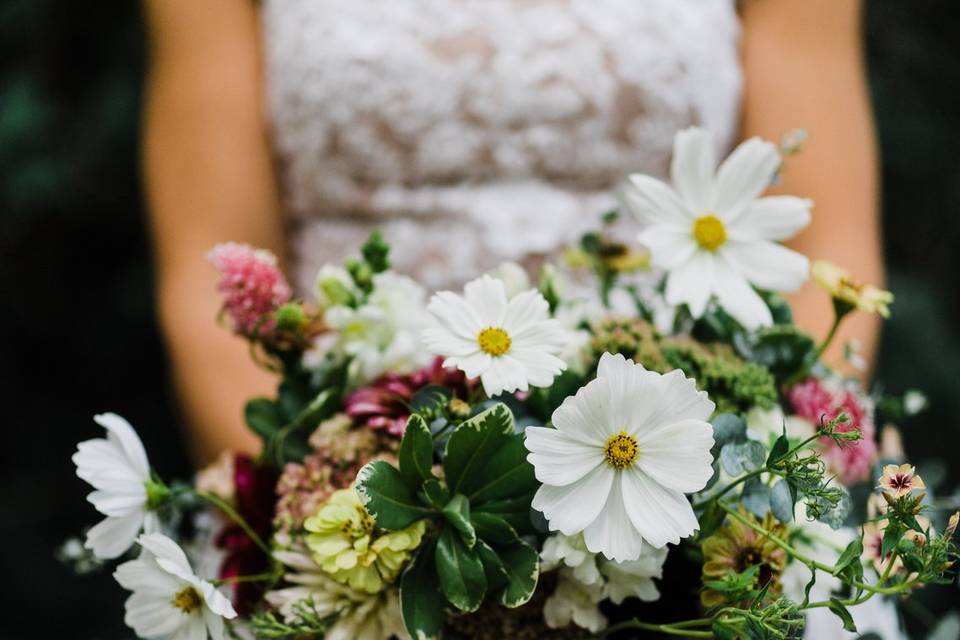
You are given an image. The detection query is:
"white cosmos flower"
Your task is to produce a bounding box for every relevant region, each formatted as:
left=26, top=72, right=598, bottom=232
left=526, top=353, right=715, bottom=561
left=72, top=413, right=162, bottom=559
left=114, top=533, right=237, bottom=640
left=423, top=275, right=568, bottom=397
left=623, top=127, right=811, bottom=330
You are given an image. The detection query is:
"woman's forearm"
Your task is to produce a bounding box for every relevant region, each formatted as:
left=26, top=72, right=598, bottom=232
left=740, top=0, right=882, bottom=377
left=143, top=0, right=284, bottom=463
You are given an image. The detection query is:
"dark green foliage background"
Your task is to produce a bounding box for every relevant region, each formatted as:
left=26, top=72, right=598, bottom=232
left=0, top=1, right=956, bottom=637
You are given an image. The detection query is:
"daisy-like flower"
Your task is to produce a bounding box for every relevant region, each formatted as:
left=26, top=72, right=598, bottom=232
left=877, top=463, right=925, bottom=499
left=701, top=509, right=788, bottom=606
left=812, top=260, right=893, bottom=318
left=423, top=275, right=568, bottom=397
left=623, top=127, right=811, bottom=330
left=526, top=352, right=715, bottom=561
left=114, top=533, right=237, bottom=640
left=72, top=413, right=164, bottom=559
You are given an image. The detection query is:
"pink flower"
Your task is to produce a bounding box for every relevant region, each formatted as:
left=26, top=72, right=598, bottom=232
left=208, top=243, right=292, bottom=337
left=345, top=357, right=471, bottom=437
left=788, top=378, right=877, bottom=485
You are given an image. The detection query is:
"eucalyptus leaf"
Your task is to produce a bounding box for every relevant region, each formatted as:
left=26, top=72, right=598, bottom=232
left=741, top=476, right=771, bottom=517
left=720, top=440, right=766, bottom=476
left=711, top=413, right=747, bottom=450
left=769, top=479, right=795, bottom=523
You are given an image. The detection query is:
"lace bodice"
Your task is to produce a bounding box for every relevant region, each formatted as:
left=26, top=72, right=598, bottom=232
left=261, top=0, right=742, bottom=294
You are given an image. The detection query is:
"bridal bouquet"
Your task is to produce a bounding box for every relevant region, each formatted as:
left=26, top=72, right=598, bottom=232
left=68, top=128, right=957, bottom=639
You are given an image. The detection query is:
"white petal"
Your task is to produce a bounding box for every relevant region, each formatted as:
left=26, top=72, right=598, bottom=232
left=582, top=475, right=646, bottom=562
left=670, top=127, right=716, bottom=213
left=139, top=533, right=196, bottom=581
left=124, top=592, right=181, bottom=637
left=480, top=356, right=529, bottom=396
left=637, top=226, right=697, bottom=270
left=636, top=419, right=715, bottom=493
left=502, top=289, right=550, bottom=333
left=636, top=369, right=714, bottom=433
left=444, top=351, right=491, bottom=379
left=205, top=609, right=225, bottom=640
left=426, top=291, right=482, bottom=340
left=532, top=464, right=615, bottom=535
left=622, top=470, right=700, bottom=548
left=511, top=349, right=566, bottom=388
left=623, top=174, right=692, bottom=228
left=201, top=581, right=238, bottom=619
left=87, top=487, right=147, bottom=517
left=463, top=275, right=508, bottom=327
left=664, top=252, right=714, bottom=318
left=422, top=326, right=477, bottom=358
left=525, top=427, right=604, bottom=486
left=727, top=196, right=812, bottom=241
left=115, top=557, right=181, bottom=594
left=712, top=258, right=773, bottom=330
left=551, top=375, right=619, bottom=444
left=511, top=319, right=568, bottom=352
left=595, top=353, right=662, bottom=436
left=94, top=413, right=150, bottom=480
left=85, top=511, right=145, bottom=559
left=712, top=137, right=781, bottom=219
left=171, top=612, right=206, bottom=640
left=723, top=240, right=810, bottom=292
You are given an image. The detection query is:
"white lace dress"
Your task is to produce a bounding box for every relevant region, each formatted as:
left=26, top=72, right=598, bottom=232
left=261, top=0, right=743, bottom=295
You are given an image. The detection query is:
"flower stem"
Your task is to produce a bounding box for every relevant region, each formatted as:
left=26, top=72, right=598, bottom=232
left=598, top=619, right=713, bottom=638
left=212, top=570, right=278, bottom=586
left=194, top=490, right=272, bottom=556
left=815, top=313, right=844, bottom=360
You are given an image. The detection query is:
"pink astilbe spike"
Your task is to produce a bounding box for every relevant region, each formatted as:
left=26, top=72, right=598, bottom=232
left=208, top=243, right=292, bottom=337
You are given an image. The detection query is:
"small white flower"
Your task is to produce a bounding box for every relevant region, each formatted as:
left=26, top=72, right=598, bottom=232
left=526, top=353, right=715, bottom=561
left=72, top=413, right=162, bottom=559
left=314, top=264, right=359, bottom=309
left=623, top=127, right=811, bottom=330
left=114, top=533, right=237, bottom=640
left=600, top=545, right=668, bottom=604
left=487, top=261, right=531, bottom=298
left=326, top=271, right=432, bottom=383
left=541, top=533, right=602, bottom=586
left=266, top=549, right=408, bottom=640
left=542, top=567, right=607, bottom=633
left=423, top=275, right=568, bottom=397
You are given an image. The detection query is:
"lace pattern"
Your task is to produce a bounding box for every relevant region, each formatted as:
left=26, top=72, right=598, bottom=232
left=261, top=0, right=742, bottom=293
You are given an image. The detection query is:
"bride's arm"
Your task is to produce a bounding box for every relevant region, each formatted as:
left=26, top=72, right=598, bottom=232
left=740, top=0, right=882, bottom=377
left=143, top=0, right=281, bottom=462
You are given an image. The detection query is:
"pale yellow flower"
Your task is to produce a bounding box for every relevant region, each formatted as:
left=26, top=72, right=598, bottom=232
left=877, top=463, right=925, bottom=499
left=304, top=488, right=426, bottom=594
left=812, top=261, right=893, bottom=317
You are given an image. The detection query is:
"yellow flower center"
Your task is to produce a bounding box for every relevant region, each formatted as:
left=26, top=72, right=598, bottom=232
left=172, top=586, right=202, bottom=614
left=603, top=431, right=639, bottom=469
left=477, top=327, right=512, bottom=356
left=692, top=214, right=727, bottom=251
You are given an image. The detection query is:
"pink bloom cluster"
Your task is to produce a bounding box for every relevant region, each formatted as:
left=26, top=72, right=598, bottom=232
left=208, top=243, right=292, bottom=337
left=788, top=378, right=877, bottom=485
left=345, top=357, right=470, bottom=437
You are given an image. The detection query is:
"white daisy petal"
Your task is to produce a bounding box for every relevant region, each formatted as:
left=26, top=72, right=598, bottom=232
left=532, top=464, right=615, bottom=536
left=637, top=226, right=698, bottom=270
left=638, top=369, right=715, bottom=432
left=503, top=289, right=550, bottom=332
left=724, top=240, right=810, bottom=293
left=525, top=426, right=604, bottom=486
left=511, top=319, right=568, bottom=352
left=551, top=375, right=619, bottom=443
left=623, top=174, right=693, bottom=228
left=622, top=470, right=700, bottom=548
left=204, top=609, right=226, bottom=640
left=444, top=351, right=490, bottom=379
left=94, top=413, right=150, bottom=479
left=463, top=274, right=508, bottom=326
left=87, top=487, right=149, bottom=516
left=664, top=252, right=714, bottom=318
left=582, top=476, right=646, bottom=562
left=713, top=258, right=773, bottom=330
left=727, top=196, right=812, bottom=240
left=636, top=419, right=715, bottom=493
left=712, top=137, right=781, bottom=218
left=427, top=291, right=483, bottom=339
left=124, top=592, right=180, bottom=637
left=670, top=126, right=716, bottom=213
left=86, top=511, right=146, bottom=560
left=422, top=327, right=478, bottom=358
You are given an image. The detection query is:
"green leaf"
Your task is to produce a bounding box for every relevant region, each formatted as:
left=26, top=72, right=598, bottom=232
left=881, top=523, right=906, bottom=558
left=245, top=398, right=284, bottom=441
left=720, top=440, right=766, bottom=476
left=421, top=479, right=450, bottom=510
left=467, top=495, right=534, bottom=534
left=832, top=538, right=864, bottom=577
left=475, top=540, right=509, bottom=590
left=443, top=404, right=514, bottom=496
left=443, top=494, right=476, bottom=548
left=827, top=598, right=858, bottom=633
left=769, top=479, right=795, bottom=523
left=524, top=369, right=584, bottom=422
left=410, top=384, right=452, bottom=413
left=766, top=431, right=790, bottom=466
left=400, top=540, right=443, bottom=640
left=802, top=569, right=817, bottom=606
left=711, top=413, right=747, bottom=450
left=468, top=433, right=538, bottom=504
left=356, top=460, right=432, bottom=530
left=494, top=540, right=540, bottom=607
left=398, top=415, right=435, bottom=487
left=698, top=501, right=727, bottom=539
left=741, top=476, right=771, bottom=518
left=471, top=512, right=520, bottom=545
left=435, top=527, right=487, bottom=612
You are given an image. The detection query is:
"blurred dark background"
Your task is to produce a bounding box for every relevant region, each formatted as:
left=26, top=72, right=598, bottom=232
left=0, top=1, right=957, bottom=638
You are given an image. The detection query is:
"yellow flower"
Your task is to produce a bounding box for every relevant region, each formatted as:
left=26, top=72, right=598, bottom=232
left=701, top=510, right=787, bottom=607
left=304, top=488, right=426, bottom=594
left=812, top=261, right=893, bottom=317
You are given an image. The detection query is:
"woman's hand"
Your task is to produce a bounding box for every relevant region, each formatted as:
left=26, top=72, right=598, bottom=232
left=143, top=0, right=283, bottom=463
left=741, top=0, right=882, bottom=378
